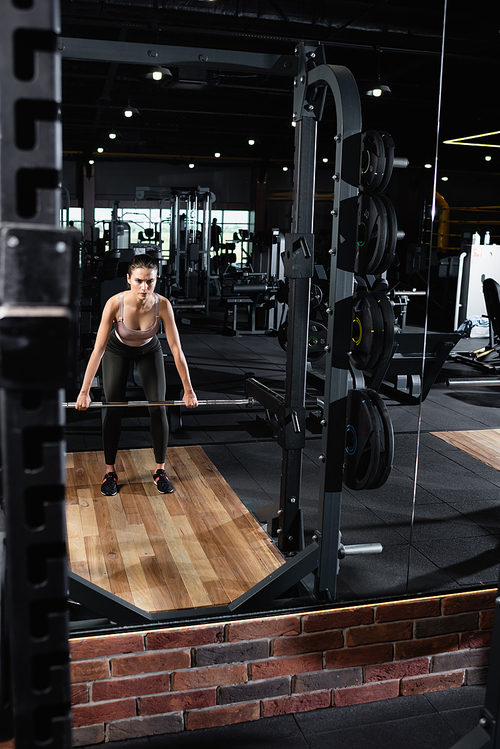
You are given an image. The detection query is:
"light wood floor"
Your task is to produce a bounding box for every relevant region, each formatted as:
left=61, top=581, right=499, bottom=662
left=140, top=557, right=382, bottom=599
left=65, top=446, right=284, bottom=613
left=431, top=428, right=500, bottom=472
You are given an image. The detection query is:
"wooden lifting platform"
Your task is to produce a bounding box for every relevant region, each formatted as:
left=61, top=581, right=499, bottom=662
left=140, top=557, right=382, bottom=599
left=432, top=429, right=500, bottom=473
left=66, top=446, right=284, bottom=617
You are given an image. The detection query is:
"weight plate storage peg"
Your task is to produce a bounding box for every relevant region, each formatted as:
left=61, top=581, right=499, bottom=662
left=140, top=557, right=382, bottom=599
left=343, top=388, right=393, bottom=491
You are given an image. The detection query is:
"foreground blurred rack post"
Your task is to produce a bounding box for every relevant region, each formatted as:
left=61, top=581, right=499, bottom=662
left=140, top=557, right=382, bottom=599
left=0, top=1, right=78, bottom=746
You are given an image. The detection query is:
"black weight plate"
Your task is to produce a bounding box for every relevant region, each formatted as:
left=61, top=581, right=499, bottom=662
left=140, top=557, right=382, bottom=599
left=357, top=193, right=388, bottom=276
left=371, top=292, right=395, bottom=372
left=350, top=291, right=385, bottom=371
left=377, top=131, right=395, bottom=193
left=365, top=389, right=394, bottom=489
left=308, top=321, right=328, bottom=362
left=360, top=130, right=387, bottom=193
left=343, top=388, right=385, bottom=491
left=372, top=194, right=397, bottom=275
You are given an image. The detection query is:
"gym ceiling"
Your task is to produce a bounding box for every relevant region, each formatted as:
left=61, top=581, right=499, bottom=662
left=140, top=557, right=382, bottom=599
left=59, top=0, right=499, bottom=173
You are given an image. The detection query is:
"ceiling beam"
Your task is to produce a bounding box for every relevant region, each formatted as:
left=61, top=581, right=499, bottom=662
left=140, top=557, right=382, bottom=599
left=58, top=37, right=298, bottom=77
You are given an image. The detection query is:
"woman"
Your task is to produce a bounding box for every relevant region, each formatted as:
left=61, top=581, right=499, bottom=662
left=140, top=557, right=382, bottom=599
left=76, top=253, right=198, bottom=496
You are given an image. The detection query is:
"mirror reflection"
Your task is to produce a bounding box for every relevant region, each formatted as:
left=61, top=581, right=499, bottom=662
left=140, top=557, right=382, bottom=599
left=46, top=1, right=498, bottom=634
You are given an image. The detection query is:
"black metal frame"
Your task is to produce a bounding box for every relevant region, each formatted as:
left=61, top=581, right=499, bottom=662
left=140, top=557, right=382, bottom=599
left=57, top=37, right=369, bottom=626
left=0, top=2, right=77, bottom=747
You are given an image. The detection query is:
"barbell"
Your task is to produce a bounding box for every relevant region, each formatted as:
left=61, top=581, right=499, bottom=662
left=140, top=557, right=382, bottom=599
left=64, top=397, right=256, bottom=409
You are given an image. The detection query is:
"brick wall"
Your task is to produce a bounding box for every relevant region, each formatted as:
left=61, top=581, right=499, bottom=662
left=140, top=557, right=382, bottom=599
left=67, top=589, right=495, bottom=745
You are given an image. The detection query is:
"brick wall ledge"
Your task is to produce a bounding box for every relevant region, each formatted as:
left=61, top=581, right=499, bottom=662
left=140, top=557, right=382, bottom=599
left=10, top=589, right=498, bottom=746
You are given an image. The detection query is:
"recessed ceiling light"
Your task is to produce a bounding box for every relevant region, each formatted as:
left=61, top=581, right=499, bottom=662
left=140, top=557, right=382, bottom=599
left=108, top=131, right=117, bottom=140
left=248, top=139, right=255, bottom=146
left=97, top=147, right=104, bottom=153
left=441, top=176, right=449, bottom=181
left=322, top=158, right=328, bottom=163
left=424, top=163, right=433, bottom=169
left=189, top=163, right=195, bottom=169
left=283, top=166, right=288, bottom=172
left=214, top=152, right=221, bottom=158
left=485, top=155, right=492, bottom=161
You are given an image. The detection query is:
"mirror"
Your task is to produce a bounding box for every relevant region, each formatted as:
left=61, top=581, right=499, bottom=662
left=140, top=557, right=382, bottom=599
left=51, top=0, right=497, bottom=635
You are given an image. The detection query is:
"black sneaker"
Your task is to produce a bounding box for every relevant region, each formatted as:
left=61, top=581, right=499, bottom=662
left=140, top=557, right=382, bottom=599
left=154, top=469, right=174, bottom=494
left=101, top=472, right=118, bottom=496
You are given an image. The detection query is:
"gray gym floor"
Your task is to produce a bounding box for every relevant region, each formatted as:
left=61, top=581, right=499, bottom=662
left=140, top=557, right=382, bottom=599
left=64, top=317, right=500, bottom=604
left=74, top=684, right=487, bottom=749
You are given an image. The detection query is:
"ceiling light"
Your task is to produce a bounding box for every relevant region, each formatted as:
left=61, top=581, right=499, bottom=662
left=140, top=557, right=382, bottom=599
left=123, top=101, right=139, bottom=118
left=188, top=163, right=195, bottom=169
left=145, top=66, right=173, bottom=81
left=424, top=163, right=433, bottom=169
left=282, top=166, right=289, bottom=172
left=248, top=139, right=255, bottom=146
left=214, top=152, right=221, bottom=158
left=441, top=176, right=449, bottom=181
left=364, top=81, right=391, bottom=97
left=291, top=121, right=297, bottom=128
left=97, top=147, right=104, bottom=153
left=486, top=155, right=492, bottom=161
left=322, top=157, right=328, bottom=163
left=364, top=48, right=391, bottom=97
left=88, top=159, right=94, bottom=165
left=108, top=131, right=118, bottom=140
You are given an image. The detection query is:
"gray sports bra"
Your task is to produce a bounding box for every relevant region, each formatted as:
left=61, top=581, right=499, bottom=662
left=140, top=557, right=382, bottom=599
left=114, top=292, right=160, bottom=347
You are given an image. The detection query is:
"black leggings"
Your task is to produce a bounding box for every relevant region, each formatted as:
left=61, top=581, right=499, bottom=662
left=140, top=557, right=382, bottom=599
left=102, top=330, right=168, bottom=465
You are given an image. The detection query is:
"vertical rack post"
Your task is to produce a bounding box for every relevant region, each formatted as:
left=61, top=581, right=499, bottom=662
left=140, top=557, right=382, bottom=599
left=275, top=43, right=317, bottom=554
left=0, top=1, right=77, bottom=747
left=305, top=63, right=362, bottom=600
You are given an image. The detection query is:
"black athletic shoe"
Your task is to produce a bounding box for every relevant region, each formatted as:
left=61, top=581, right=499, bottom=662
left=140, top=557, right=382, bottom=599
left=101, top=472, right=118, bottom=496
left=154, top=469, right=174, bottom=494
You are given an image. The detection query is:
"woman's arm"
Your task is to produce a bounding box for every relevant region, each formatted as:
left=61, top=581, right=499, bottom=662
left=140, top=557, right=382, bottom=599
left=75, top=296, right=118, bottom=410
left=160, top=297, right=198, bottom=408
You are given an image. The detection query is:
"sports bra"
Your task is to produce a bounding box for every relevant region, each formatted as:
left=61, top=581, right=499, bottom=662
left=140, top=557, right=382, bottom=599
left=114, top=292, right=160, bottom=347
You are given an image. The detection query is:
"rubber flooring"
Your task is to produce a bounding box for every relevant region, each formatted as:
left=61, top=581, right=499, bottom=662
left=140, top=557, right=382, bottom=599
left=76, top=684, right=487, bottom=749
left=63, top=320, right=500, bottom=604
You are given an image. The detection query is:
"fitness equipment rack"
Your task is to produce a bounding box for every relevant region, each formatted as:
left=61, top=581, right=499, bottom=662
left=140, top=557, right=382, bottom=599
left=136, top=185, right=214, bottom=310
left=57, top=37, right=382, bottom=626
left=0, top=1, right=78, bottom=746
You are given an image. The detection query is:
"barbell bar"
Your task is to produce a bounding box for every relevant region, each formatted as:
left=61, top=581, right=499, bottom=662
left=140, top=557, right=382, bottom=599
left=63, top=397, right=256, bottom=409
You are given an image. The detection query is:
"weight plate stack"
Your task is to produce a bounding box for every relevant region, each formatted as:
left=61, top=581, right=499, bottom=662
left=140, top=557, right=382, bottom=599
left=278, top=319, right=328, bottom=363
left=350, top=290, right=384, bottom=371
left=343, top=388, right=394, bottom=491
left=360, top=130, right=387, bottom=193
left=356, top=193, right=388, bottom=275
left=377, top=131, right=395, bottom=193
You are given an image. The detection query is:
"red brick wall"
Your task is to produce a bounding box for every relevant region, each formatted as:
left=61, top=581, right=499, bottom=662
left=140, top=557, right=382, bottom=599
left=70, top=590, right=496, bottom=746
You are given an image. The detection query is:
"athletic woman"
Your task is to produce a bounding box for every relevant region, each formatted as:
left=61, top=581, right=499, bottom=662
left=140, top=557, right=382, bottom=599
left=76, top=253, right=198, bottom=496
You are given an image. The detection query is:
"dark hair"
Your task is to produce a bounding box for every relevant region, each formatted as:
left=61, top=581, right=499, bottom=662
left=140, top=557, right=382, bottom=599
left=128, top=253, right=158, bottom=275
